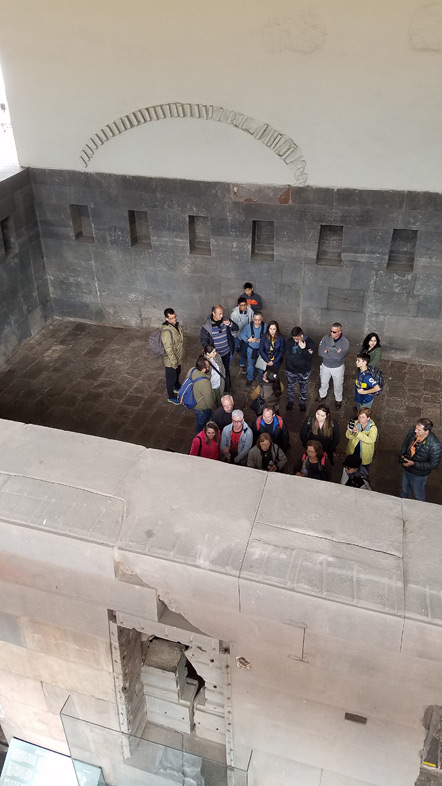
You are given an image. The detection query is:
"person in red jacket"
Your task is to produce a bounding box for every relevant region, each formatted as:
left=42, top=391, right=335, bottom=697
left=189, top=421, right=221, bottom=461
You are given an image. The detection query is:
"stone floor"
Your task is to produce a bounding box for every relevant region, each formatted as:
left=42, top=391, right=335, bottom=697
left=0, top=318, right=440, bottom=505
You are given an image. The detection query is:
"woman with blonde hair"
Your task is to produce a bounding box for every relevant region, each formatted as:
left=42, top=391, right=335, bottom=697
left=300, top=403, right=340, bottom=463
left=345, top=407, right=378, bottom=475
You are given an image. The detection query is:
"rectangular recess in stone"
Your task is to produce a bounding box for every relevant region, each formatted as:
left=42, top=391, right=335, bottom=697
left=251, top=220, right=274, bottom=261
left=70, top=204, right=95, bottom=243
left=316, top=225, right=343, bottom=266
left=387, top=228, right=417, bottom=272
left=344, top=712, right=367, bottom=725
left=189, top=215, right=211, bottom=256
left=128, top=210, right=152, bottom=250
left=0, top=216, right=18, bottom=260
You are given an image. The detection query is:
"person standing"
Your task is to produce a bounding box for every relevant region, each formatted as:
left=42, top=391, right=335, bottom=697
left=184, top=357, right=216, bottom=434
left=200, top=305, right=238, bottom=393
left=400, top=419, right=441, bottom=502
left=259, top=321, right=285, bottom=373
left=212, top=394, right=234, bottom=432
left=360, top=333, right=382, bottom=368
left=247, top=433, right=287, bottom=473
left=240, top=312, right=267, bottom=387
left=285, top=327, right=315, bottom=412
left=346, top=408, right=378, bottom=477
left=252, top=406, right=290, bottom=452
left=239, top=282, right=263, bottom=313
left=300, top=404, right=340, bottom=464
left=189, top=421, right=221, bottom=461
left=203, top=346, right=225, bottom=407
left=293, top=440, right=332, bottom=482
left=354, top=352, right=381, bottom=411
left=220, top=410, right=253, bottom=466
left=161, top=308, right=184, bottom=405
left=230, top=297, right=254, bottom=370
left=317, top=322, right=349, bottom=409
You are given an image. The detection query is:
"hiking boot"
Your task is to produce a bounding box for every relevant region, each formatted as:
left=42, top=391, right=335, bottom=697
left=335, top=400, right=342, bottom=409
left=240, top=366, right=247, bottom=374
left=299, top=401, right=306, bottom=412
left=286, top=401, right=293, bottom=412
left=315, top=395, right=326, bottom=403
left=168, top=397, right=180, bottom=405
left=246, top=379, right=253, bottom=387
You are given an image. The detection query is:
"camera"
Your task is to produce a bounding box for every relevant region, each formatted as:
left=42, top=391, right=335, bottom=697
left=399, top=454, right=409, bottom=465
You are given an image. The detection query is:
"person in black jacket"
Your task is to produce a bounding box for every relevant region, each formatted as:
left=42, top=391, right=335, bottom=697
left=300, top=403, right=340, bottom=464
left=285, top=327, right=314, bottom=412
left=200, top=305, right=238, bottom=393
left=252, top=406, right=290, bottom=452
left=400, top=418, right=441, bottom=502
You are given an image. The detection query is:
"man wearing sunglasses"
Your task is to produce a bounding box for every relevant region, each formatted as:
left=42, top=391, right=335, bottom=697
left=316, top=322, right=349, bottom=409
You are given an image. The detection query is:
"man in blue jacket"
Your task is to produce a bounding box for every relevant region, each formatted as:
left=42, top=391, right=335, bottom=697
left=240, top=312, right=267, bottom=387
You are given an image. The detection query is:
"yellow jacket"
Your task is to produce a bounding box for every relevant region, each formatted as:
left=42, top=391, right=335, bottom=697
left=346, top=420, right=378, bottom=465
left=161, top=323, right=184, bottom=368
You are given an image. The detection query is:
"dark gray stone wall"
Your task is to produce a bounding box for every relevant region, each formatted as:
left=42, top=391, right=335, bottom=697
left=0, top=170, right=51, bottom=362
left=31, top=169, right=442, bottom=361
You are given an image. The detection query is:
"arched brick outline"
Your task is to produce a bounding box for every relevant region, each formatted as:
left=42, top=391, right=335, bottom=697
left=80, top=103, right=308, bottom=184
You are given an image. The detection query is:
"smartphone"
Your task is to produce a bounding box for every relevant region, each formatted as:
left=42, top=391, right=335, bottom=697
left=348, top=419, right=355, bottom=430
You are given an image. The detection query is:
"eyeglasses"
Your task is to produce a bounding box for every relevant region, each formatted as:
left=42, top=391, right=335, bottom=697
left=232, top=419, right=243, bottom=423
left=330, top=329, right=340, bottom=334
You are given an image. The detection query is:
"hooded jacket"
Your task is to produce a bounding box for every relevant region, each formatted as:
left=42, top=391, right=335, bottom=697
left=200, top=316, right=238, bottom=355
left=230, top=306, right=254, bottom=338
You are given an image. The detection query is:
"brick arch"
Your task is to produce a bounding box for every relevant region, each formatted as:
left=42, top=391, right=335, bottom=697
left=80, top=102, right=308, bottom=184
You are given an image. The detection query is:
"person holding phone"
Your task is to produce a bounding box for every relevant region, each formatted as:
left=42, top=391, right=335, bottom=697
left=345, top=408, right=378, bottom=477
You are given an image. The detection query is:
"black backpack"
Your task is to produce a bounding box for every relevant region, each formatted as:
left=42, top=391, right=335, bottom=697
left=367, top=365, right=384, bottom=396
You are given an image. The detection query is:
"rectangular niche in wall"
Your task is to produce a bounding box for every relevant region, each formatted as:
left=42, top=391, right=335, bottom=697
left=316, top=225, right=343, bottom=266
left=70, top=204, right=95, bottom=243
left=128, top=210, right=152, bottom=249
left=189, top=215, right=211, bottom=256
left=251, top=220, right=274, bottom=261
left=387, top=228, right=417, bottom=272
left=0, top=216, right=18, bottom=260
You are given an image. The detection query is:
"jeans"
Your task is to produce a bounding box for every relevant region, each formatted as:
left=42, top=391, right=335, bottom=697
left=195, top=408, right=212, bottom=434
left=286, top=370, right=311, bottom=403
left=400, top=470, right=428, bottom=502
left=165, top=365, right=181, bottom=399
left=220, top=353, right=231, bottom=392
left=246, top=353, right=264, bottom=382
left=319, top=363, right=345, bottom=402
left=231, top=337, right=247, bottom=366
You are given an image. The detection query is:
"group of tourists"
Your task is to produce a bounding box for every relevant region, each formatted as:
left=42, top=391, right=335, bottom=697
left=156, top=283, right=441, bottom=503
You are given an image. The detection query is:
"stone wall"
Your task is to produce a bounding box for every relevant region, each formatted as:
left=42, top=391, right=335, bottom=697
left=32, top=168, right=442, bottom=360
left=0, top=419, right=441, bottom=785
left=0, top=170, right=51, bottom=362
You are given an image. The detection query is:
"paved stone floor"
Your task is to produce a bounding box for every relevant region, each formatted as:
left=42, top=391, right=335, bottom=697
left=0, top=318, right=440, bottom=505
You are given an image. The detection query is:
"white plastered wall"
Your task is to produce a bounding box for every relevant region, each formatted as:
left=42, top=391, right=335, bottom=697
left=0, top=0, right=442, bottom=189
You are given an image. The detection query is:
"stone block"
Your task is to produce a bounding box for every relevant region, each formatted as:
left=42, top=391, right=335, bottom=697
left=374, top=270, right=416, bottom=294
left=366, top=292, right=419, bottom=317
left=327, top=287, right=365, bottom=312
left=0, top=668, right=48, bottom=711
left=0, top=697, right=68, bottom=753
left=19, top=618, right=113, bottom=671
left=248, top=751, right=322, bottom=786
left=0, top=610, right=23, bottom=646
left=0, top=640, right=115, bottom=701
left=43, top=683, right=120, bottom=729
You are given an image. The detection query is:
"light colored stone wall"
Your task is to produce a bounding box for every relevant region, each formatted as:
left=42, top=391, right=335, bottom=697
left=1, top=1, right=442, bottom=189
left=0, top=420, right=441, bottom=785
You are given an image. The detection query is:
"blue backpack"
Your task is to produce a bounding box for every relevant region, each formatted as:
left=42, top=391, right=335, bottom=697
left=177, top=369, right=207, bottom=409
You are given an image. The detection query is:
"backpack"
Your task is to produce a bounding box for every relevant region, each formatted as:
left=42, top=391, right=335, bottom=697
left=256, top=414, right=283, bottom=432
left=367, top=365, right=384, bottom=396
left=177, top=369, right=207, bottom=410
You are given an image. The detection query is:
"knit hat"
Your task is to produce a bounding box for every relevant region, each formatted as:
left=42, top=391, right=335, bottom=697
left=344, top=453, right=362, bottom=469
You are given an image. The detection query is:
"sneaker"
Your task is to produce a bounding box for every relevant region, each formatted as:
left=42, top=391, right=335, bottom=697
left=168, top=397, right=180, bottom=405
left=299, top=401, right=306, bottom=412
left=246, top=379, right=253, bottom=387
left=335, top=401, right=342, bottom=409
left=240, top=366, right=247, bottom=374
left=286, top=401, right=293, bottom=412
left=173, top=388, right=180, bottom=395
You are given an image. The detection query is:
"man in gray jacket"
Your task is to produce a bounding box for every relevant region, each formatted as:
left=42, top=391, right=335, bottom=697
left=220, top=410, right=253, bottom=466
left=317, top=322, right=349, bottom=409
